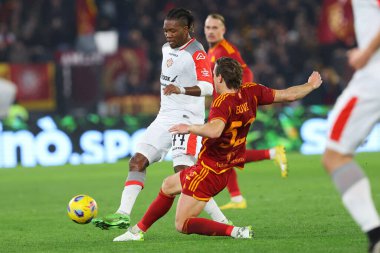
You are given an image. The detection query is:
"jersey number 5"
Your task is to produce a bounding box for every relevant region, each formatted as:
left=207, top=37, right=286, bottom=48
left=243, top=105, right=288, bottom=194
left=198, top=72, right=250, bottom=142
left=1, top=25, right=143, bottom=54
left=220, top=118, right=254, bottom=148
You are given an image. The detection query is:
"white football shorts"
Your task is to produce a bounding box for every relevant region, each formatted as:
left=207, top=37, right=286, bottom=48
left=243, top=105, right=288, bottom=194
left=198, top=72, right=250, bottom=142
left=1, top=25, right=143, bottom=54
left=326, top=70, right=380, bottom=154
left=135, top=115, right=199, bottom=167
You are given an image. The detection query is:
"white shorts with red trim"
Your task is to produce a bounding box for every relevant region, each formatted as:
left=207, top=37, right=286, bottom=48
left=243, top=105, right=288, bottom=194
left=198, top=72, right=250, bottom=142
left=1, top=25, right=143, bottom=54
left=136, top=114, right=199, bottom=167
left=326, top=71, right=380, bottom=154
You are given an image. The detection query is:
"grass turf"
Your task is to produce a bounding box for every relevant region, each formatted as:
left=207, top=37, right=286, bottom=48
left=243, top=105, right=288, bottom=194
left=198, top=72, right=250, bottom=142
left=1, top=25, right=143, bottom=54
left=0, top=152, right=378, bottom=253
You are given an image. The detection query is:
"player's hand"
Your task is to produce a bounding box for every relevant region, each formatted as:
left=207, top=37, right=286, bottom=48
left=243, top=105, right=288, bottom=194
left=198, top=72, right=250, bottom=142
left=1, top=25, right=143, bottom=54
left=169, top=124, right=190, bottom=134
left=347, top=48, right=370, bottom=70
left=163, top=84, right=180, bottom=95
left=307, top=71, right=322, bottom=89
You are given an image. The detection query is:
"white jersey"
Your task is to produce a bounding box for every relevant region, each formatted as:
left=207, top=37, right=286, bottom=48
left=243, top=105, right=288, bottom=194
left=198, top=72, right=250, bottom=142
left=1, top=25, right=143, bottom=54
left=159, top=38, right=213, bottom=124
left=326, top=0, right=380, bottom=154
left=352, top=0, right=380, bottom=75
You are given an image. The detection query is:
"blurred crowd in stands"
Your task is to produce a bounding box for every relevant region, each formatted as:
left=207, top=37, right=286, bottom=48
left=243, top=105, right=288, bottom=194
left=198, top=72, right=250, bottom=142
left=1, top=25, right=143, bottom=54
left=0, top=0, right=355, bottom=105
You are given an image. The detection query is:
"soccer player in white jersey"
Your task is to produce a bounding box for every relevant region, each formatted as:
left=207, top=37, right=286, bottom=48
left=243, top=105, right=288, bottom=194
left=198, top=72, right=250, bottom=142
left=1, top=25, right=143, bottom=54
left=322, top=1, right=380, bottom=252
left=93, top=8, right=230, bottom=231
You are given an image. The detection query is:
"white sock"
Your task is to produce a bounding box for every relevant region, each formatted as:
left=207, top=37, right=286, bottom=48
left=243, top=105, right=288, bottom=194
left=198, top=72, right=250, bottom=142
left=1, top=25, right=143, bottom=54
left=203, top=198, right=228, bottom=223
left=269, top=148, right=276, bottom=159
left=231, top=195, right=244, bottom=202
left=231, top=227, right=240, bottom=238
left=131, top=224, right=143, bottom=233
left=116, top=184, right=143, bottom=215
left=342, top=178, right=380, bottom=232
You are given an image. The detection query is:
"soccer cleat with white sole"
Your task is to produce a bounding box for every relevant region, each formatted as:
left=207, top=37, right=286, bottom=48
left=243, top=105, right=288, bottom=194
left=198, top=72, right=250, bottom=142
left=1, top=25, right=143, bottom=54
left=274, top=145, right=288, bottom=178
left=234, top=226, right=254, bottom=239
left=113, top=229, right=144, bottom=242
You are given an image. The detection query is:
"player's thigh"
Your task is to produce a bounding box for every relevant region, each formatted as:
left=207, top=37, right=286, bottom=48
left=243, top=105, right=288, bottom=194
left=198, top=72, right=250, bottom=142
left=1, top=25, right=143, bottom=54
left=326, top=78, right=380, bottom=154
left=136, top=119, right=172, bottom=164
left=172, top=133, right=198, bottom=167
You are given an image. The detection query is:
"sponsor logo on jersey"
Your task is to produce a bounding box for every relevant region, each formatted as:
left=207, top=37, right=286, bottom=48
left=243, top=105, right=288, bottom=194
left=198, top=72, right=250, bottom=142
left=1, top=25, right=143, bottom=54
left=169, top=53, right=178, bottom=57
left=166, top=58, right=173, bottom=67
left=195, top=52, right=206, bottom=60
left=160, top=74, right=171, bottom=81
left=201, top=68, right=210, bottom=77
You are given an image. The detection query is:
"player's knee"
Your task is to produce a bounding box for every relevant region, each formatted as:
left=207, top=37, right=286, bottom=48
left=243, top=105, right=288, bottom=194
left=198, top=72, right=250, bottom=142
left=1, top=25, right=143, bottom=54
left=174, top=218, right=185, bottom=233
left=161, top=177, right=171, bottom=193
left=161, top=176, right=180, bottom=196
left=129, top=153, right=149, bottom=172
left=322, top=150, right=335, bottom=172
left=322, top=149, right=351, bottom=173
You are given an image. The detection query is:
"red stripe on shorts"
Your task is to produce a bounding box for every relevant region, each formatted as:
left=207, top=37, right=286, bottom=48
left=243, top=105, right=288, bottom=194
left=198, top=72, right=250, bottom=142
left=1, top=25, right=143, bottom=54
left=330, top=97, right=358, bottom=142
left=186, top=133, right=197, bottom=156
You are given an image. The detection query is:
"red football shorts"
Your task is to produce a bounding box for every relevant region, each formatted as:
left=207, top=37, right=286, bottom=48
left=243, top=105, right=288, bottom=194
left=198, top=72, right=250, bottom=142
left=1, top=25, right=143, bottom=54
left=180, top=164, right=232, bottom=201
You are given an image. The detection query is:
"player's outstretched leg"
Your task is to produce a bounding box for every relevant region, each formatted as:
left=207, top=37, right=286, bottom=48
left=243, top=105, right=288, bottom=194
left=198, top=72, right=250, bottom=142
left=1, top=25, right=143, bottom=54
left=93, top=153, right=148, bottom=230
left=323, top=150, right=380, bottom=253
left=181, top=217, right=253, bottom=239
left=244, top=146, right=288, bottom=177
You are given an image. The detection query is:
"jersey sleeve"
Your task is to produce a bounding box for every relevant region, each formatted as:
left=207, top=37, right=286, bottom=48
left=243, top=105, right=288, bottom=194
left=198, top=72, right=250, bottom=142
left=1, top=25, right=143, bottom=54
left=192, top=51, right=213, bottom=83
left=255, top=84, right=275, bottom=105
left=244, top=83, right=275, bottom=105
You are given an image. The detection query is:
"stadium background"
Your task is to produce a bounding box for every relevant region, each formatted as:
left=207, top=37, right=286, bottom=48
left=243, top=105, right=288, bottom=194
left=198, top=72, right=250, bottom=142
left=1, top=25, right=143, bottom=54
left=0, top=0, right=379, bottom=168
left=0, top=1, right=380, bottom=253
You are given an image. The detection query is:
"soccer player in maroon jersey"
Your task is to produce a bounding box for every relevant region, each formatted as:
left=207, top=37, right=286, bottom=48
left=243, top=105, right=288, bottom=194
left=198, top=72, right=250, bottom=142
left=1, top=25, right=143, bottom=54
left=113, top=57, right=322, bottom=241
left=204, top=13, right=287, bottom=210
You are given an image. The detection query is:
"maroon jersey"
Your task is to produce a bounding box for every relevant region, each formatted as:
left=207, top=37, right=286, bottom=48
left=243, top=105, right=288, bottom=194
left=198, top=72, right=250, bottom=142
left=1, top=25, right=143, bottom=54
left=207, top=39, right=254, bottom=98
left=197, top=82, right=275, bottom=174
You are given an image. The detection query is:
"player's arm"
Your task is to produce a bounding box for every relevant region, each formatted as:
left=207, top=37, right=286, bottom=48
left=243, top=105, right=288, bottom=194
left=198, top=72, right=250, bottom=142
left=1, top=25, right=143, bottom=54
left=348, top=28, right=380, bottom=70
left=169, top=118, right=225, bottom=138
left=163, top=49, right=214, bottom=97
left=163, top=81, right=213, bottom=97
left=273, top=71, right=322, bottom=103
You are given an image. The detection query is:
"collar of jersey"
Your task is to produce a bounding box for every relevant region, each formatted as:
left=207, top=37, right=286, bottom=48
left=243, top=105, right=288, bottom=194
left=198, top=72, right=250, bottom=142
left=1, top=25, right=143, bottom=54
left=179, top=38, right=195, bottom=50
left=210, top=39, right=226, bottom=52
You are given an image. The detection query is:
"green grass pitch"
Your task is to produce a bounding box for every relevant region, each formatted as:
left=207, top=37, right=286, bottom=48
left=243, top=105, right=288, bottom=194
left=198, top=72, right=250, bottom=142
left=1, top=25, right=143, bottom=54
left=0, top=152, right=378, bottom=253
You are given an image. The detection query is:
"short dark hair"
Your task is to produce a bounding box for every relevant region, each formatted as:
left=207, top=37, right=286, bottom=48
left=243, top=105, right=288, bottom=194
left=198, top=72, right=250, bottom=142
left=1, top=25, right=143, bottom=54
left=165, top=8, right=194, bottom=32
left=215, top=57, right=242, bottom=89
left=207, top=13, right=225, bottom=26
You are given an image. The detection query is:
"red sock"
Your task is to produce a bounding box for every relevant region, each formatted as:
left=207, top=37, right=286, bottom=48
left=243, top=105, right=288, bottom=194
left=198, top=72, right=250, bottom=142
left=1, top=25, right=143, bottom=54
left=226, top=169, right=241, bottom=197
left=182, top=217, right=234, bottom=236
left=137, top=189, right=175, bottom=232
left=244, top=149, right=270, bottom=163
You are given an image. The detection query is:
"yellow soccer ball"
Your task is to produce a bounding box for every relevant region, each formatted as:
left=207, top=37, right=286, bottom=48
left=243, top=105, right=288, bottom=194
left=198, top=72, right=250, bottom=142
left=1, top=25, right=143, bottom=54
left=67, top=194, right=98, bottom=224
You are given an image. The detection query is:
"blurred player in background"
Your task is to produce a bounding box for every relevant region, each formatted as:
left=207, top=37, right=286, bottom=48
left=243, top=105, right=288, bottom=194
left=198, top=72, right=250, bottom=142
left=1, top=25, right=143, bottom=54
left=204, top=13, right=287, bottom=210
left=113, top=57, right=322, bottom=242
left=93, top=8, right=230, bottom=230
left=322, top=1, right=380, bottom=252
left=0, top=77, right=17, bottom=119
